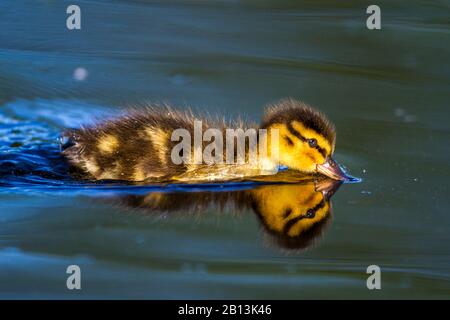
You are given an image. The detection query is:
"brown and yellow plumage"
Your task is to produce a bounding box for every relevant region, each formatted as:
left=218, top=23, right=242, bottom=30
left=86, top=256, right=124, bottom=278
left=62, top=99, right=347, bottom=182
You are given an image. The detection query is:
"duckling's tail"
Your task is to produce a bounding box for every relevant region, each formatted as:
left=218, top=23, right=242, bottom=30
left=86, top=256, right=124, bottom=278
left=60, top=129, right=78, bottom=149
left=60, top=129, right=82, bottom=163
left=60, top=128, right=95, bottom=179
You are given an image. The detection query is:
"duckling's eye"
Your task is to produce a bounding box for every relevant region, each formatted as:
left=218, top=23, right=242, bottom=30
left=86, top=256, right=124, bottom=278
left=308, top=138, right=317, bottom=148
left=305, top=209, right=315, bottom=218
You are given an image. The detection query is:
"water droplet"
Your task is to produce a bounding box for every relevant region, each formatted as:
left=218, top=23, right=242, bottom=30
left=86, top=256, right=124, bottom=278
left=73, top=67, right=88, bottom=81
left=404, top=115, right=417, bottom=123
left=394, top=108, right=405, bottom=117
left=171, top=74, right=186, bottom=85
left=134, top=234, right=145, bottom=245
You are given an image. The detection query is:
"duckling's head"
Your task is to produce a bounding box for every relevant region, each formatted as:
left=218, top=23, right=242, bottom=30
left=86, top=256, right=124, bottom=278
left=261, top=99, right=348, bottom=180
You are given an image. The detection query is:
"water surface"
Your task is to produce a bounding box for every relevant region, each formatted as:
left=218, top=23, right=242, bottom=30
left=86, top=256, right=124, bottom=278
left=0, top=0, right=449, bottom=299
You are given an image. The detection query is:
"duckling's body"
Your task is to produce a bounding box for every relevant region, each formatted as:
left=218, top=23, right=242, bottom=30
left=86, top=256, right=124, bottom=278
left=62, top=99, right=348, bottom=182
left=63, top=106, right=264, bottom=181
left=63, top=107, right=196, bottom=181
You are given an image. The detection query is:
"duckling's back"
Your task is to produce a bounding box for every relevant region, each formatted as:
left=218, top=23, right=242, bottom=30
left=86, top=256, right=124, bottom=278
left=62, top=107, right=202, bottom=181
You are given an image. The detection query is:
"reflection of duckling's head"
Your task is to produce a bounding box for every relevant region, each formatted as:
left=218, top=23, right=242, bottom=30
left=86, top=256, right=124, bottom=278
left=261, top=99, right=348, bottom=181
left=249, top=179, right=340, bottom=250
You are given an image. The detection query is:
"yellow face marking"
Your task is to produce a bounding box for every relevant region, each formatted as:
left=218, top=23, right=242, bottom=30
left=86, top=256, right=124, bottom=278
left=266, top=124, right=317, bottom=172
left=265, top=122, right=332, bottom=172
left=98, top=134, right=119, bottom=154
left=146, top=127, right=169, bottom=166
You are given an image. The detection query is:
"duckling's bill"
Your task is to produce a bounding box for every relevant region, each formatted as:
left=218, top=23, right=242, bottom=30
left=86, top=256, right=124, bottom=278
left=316, top=157, right=349, bottom=181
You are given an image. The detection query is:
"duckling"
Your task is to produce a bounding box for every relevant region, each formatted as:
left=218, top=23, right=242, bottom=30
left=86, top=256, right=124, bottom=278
left=62, top=99, right=349, bottom=182
left=109, top=178, right=340, bottom=250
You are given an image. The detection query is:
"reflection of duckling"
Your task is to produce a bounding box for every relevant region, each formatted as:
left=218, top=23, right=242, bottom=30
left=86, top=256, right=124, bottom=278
left=249, top=179, right=340, bottom=250
left=110, top=178, right=341, bottom=251
left=62, top=99, right=348, bottom=182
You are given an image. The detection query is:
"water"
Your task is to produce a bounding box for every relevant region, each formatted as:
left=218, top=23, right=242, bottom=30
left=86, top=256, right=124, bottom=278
left=0, top=0, right=449, bottom=299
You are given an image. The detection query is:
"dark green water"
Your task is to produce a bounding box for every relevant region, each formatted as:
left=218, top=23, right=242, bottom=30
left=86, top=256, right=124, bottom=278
left=0, top=0, right=449, bottom=299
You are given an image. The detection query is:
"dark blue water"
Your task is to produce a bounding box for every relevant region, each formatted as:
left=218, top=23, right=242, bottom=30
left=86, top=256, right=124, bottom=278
left=1, top=0, right=449, bottom=299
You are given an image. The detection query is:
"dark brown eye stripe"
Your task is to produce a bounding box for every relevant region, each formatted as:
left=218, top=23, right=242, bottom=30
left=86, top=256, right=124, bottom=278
left=316, top=145, right=327, bottom=158
left=282, top=199, right=326, bottom=235
left=287, top=121, right=306, bottom=142
left=283, top=208, right=293, bottom=219
left=286, top=122, right=327, bottom=158
left=284, top=136, right=294, bottom=146
left=311, top=199, right=326, bottom=214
